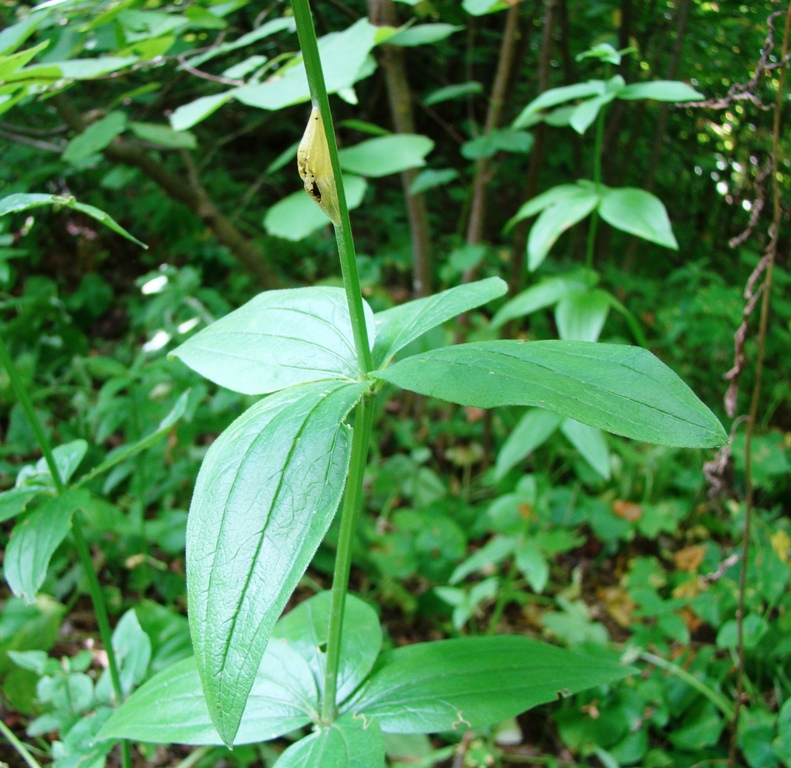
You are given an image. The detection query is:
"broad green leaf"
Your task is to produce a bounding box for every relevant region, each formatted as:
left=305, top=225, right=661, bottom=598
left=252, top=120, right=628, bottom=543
left=494, top=408, right=563, bottom=479
left=171, top=288, right=373, bottom=395
left=275, top=713, right=384, bottom=768
left=349, top=636, right=634, bottom=733
left=186, top=17, right=295, bottom=68
left=129, top=122, right=196, bottom=149
left=570, top=92, right=617, bottom=134
left=515, top=542, right=549, bottom=592
left=506, top=184, right=588, bottom=228
left=5, top=489, right=90, bottom=603
left=15, top=440, right=88, bottom=492
left=463, top=0, right=510, bottom=15
left=98, top=639, right=316, bottom=745
left=339, top=135, right=434, bottom=178
left=408, top=168, right=459, bottom=194
left=450, top=536, right=516, bottom=584
left=170, top=91, right=235, bottom=131
left=0, top=488, right=41, bottom=524
left=461, top=129, right=533, bottom=159
left=187, top=381, right=365, bottom=746
left=96, top=609, right=151, bottom=702
left=0, top=193, right=146, bottom=247
left=618, top=81, right=704, bottom=102
left=48, top=57, right=138, bottom=79
left=491, top=272, right=592, bottom=327
left=373, top=340, right=727, bottom=447
left=273, top=592, right=381, bottom=703
left=555, top=288, right=611, bottom=341
left=386, top=24, right=463, bottom=47
left=560, top=418, right=610, bottom=479
left=528, top=188, right=600, bottom=271
left=599, top=187, right=678, bottom=249
left=118, top=9, right=188, bottom=42
left=513, top=81, right=606, bottom=128
left=373, top=277, right=507, bottom=367
left=0, top=42, right=49, bottom=80
left=63, top=111, right=127, bottom=164
left=0, top=10, right=50, bottom=56
left=235, top=19, right=378, bottom=112
left=75, top=392, right=187, bottom=488
left=264, top=175, right=367, bottom=241
left=424, top=81, right=482, bottom=106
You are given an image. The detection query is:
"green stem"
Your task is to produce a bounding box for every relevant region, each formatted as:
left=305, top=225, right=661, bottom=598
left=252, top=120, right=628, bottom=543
left=486, top=558, right=518, bottom=636
left=0, top=335, right=131, bottom=768
left=641, top=650, right=734, bottom=719
left=321, top=394, right=375, bottom=722
left=291, top=0, right=372, bottom=374
left=0, top=718, right=44, bottom=768
left=584, top=95, right=607, bottom=284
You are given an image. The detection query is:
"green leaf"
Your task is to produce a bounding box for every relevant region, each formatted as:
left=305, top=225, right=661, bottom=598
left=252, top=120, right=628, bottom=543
left=275, top=713, right=384, bottom=768
left=128, top=122, right=196, bottom=149
left=339, top=135, right=434, bottom=178
left=186, top=17, right=295, bottom=68
left=598, top=187, right=678, bottom=250
left=462, top=0, right=510, bottom=16
left=505, top=184, right=581, bottom=230
left=235, top=19, right=378, bottom=112
left=0, top=41, right=49, bottom=80
left=0, top=488, right=41, bottom=524
left=48, top=57, right=138, bottom=79
left=264, top=175, right=367, bottom=240
left=494, top=408, right=563, bottom=479
left=0, top=10, right=50, bottom=56
left=513, top=81, right=606, bottom=128
left=560, top=418, right=610, bottom=479
left=187, top=381, right=365, bottom=746
left=424, top=81, right=482, bottom=106
left=491, top=272, right=592, bottom=327
left=461, top=129, right=533, bottom=159
left=373, top=340, right=727, bottom=447
left=506, top=184, right=590, bottom=228
left=528, top=188, right=600, bottom=271
left=98, top=639, right=316, bottom=745
left=569, top=92, right=617, bottom=134
left=63, top=111, right=127, bottom=164
left=5, top=489, right=90, bottom=603
left=555, top=288, right=611, bottom=341
left=386, top=24, right=463, bottom=47
left=373, top=277, right=507, bottom=367
left=170, top=92, right=235, bottom=131
left=0, top=193, right=146, bottom=248
left=171, top=288, right=373, bottom=395
left=75, top=392, right=188, bottom=488
left=449, top=537, right=516, bottom=584
left=96, top=609, right=151, bottom=702
left=349, top=636, right=634, bottom=733
left=274, top=592, right=382, bottom=703
left=408, top=168, right=459, bottom=194
left=618, top=81, right=704, bottom=102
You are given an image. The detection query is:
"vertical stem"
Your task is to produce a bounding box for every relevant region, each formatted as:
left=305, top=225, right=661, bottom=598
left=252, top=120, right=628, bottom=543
left=290, top=0, right=376, bottom=722
left=321, top=395, right=374, bottom=722
left=585, top=94, right=607, bottom=282
left=0, top=336, right=131, bottom=768
left=291, top=0, right=372, bottom=373
left=728, top=8, right=790, bottom=764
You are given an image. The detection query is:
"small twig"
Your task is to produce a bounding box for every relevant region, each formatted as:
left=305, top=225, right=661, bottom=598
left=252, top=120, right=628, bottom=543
left=685, top=11, right=790, bottom=112
left=728, top=161, right=771, bottom=248
left=176, top=52, right=245, bottom=86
